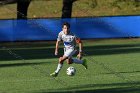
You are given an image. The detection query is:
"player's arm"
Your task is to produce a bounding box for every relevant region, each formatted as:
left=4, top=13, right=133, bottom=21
left=55, top=32, right=62, bottom=55
left=55, top=40, right=60, bottom=55
left=76, top=38, right=83, bottom=59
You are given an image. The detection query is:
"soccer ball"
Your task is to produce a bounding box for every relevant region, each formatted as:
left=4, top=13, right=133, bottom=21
left=66, top=66, right=76, bottom=76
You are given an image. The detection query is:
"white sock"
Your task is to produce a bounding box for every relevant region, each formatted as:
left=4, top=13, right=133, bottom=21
left=72, top=58, right=83, bottom=64
left=55, top=63, right=63, bottom=73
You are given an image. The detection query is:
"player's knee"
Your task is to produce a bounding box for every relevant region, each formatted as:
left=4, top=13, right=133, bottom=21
left=67, top=59, right=72, bottom=64
left=67, top=61, right=72, bottom=64
left=59, top=57, right=64, bottom=64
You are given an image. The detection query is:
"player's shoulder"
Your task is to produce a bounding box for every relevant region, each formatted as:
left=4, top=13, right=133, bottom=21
left=58, top=31, right=64, bottom=35
left=58, top=31, right=63, bottom=34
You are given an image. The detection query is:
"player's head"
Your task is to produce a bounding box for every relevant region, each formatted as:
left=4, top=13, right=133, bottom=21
left=62, top=22, right=70, bottom=35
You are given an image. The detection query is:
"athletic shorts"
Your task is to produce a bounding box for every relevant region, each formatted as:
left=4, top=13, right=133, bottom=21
left=64, top=47, right=77, bottom=58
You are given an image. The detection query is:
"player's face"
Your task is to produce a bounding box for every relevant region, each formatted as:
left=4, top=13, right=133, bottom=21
left=63, top=25, right=70, bottom=35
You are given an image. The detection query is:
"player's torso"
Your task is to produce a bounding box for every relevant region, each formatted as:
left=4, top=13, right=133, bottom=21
left=61, top=32, right=76, bottom=49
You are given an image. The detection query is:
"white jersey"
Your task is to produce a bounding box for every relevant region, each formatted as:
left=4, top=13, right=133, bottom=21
left=57, top=31, right=76, bottom=49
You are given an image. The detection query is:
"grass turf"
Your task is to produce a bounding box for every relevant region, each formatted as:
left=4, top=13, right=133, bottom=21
left=0, top=38, right=140, bottom=93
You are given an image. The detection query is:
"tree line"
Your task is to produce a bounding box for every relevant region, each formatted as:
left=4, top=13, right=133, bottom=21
left=0, top=0, right=139, bottom=19
left=0, top=0, right=77, bottom=19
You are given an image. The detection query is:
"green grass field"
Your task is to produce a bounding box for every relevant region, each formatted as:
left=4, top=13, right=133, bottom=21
left=0, top=38, right=140, bottom=93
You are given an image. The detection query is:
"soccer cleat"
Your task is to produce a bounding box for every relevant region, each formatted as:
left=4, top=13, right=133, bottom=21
left=50, top=72, right=58, bottom=77
left=82, top=59, right=88, bottom=69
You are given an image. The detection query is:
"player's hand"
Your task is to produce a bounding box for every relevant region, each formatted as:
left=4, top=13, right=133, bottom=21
left=55, top=50, right=58, bottom=56
left=77, top=53, right=82, bottom=60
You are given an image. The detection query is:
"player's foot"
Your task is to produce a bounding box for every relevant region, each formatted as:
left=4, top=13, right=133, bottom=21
left=82, top=59, right=87, bottom=69
left=50, top=72, right=58, bottom=77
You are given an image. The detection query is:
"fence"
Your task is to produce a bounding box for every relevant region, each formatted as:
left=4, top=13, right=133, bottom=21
left=0, top=16, right=140, bottom=41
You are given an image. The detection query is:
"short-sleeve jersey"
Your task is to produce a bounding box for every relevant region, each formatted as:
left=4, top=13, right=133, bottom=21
left=57, top=31, right=76, bottom=49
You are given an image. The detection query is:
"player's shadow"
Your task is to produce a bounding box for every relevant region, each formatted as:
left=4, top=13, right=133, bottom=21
left=41, top=82, right=140, bottom=93
left=0, top=47, right=62, bottom=61
left=84, top=43, right=140, bottom=56
left=0, top=43, right=140, bottom=61
left=0, top=61, right=53, bottom=68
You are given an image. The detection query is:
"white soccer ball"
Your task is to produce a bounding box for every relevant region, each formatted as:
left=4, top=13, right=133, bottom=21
left=66, top=66, right=76, bottom=76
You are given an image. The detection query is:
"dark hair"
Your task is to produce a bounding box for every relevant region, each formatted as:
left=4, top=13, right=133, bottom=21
left=62, top=22, right=70, bottom=28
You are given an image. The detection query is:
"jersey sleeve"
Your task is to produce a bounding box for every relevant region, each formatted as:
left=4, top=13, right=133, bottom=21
left=75, top=35, right=82, bottom=43
left=57, top=32, right=62, bottom=41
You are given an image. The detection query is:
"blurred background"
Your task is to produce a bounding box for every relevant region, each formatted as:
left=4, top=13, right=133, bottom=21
left=0, top=0, right=140, bottom=19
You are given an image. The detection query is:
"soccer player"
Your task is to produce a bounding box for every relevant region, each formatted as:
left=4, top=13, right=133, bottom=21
left=50, top=22, right=87, bottom=77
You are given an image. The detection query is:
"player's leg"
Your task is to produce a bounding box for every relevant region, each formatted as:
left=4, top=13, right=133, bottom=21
left=65, top=49, right=87, bottom=69
left=50, top=55, right=68, bottom=77
left=67, top=57, right=83, bottom=64
left=66, top=58, right=73, bottom=64
left=63, top=48, right=75, bottom=65
left=51, top=48, right=75, bottom=76
left=66, top=56, right=87, bottom=69
left=66, top=56, right=83, bottom=65
left=55, top=55, right=68, bottom=73
left=50, top=48, right=68, bottom=77
left=72, top=58, right=87, bottom=69
left=70, top=50, right=87, bottom=69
